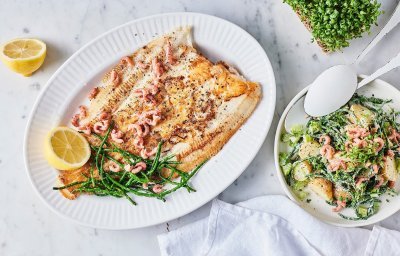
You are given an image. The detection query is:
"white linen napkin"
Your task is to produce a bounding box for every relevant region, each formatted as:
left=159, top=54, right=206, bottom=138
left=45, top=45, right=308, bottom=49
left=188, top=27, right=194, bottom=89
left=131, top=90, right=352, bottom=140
left=158, top=195, right=400, bottom=256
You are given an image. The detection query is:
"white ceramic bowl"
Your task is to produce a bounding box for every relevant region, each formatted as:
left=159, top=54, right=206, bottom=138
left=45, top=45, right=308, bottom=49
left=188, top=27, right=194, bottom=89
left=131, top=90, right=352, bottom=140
left=274, top=76, right=400, bottom=227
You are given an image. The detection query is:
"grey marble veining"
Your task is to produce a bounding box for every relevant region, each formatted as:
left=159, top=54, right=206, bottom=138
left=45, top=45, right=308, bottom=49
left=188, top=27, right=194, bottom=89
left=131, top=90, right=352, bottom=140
left=1, top=0, right=400, bottom=255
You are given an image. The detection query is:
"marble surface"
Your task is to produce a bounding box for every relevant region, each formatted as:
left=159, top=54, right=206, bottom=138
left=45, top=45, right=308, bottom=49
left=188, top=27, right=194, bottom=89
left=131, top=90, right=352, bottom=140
left=1, top=0, right=400, bottom=255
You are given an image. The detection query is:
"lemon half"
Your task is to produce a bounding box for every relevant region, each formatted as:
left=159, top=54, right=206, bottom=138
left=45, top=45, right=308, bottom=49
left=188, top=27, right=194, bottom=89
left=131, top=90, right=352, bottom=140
left=44, top=127, right=91, bottom=171
left=0, top=38, right=46, bottom=76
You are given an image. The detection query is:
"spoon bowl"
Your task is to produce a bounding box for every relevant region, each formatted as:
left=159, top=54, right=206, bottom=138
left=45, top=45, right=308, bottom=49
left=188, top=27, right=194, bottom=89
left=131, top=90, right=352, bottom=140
left=304, top=65, right=358, bottom=117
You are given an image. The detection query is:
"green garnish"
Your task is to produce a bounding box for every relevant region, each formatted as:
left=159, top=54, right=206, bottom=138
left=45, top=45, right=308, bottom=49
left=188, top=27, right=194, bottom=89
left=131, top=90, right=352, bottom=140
left=53, top=123, right=207, bottom=205
left=283, top=0, right=382, bottom=52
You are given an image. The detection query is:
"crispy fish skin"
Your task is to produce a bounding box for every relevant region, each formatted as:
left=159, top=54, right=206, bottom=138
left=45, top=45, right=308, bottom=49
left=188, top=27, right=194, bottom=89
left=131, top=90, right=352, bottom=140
left=58, top=26, right=261, bottom=198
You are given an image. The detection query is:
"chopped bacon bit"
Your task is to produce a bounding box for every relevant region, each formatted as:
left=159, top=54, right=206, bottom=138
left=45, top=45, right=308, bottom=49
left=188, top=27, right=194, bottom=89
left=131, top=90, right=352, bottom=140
left=165, top=41, right=176, bottom=65
left=151, top=58, right=164, bottom=78
left=111, top=129, right=124, bottom=144
left=79, top=105, right=88, bottom=119
left=71, top=114, right=80, bottom=127
left=152, top=184, right=164, bottom=194
left=320, top=144, right=335, bottom=160
left=120, top=56, right=134, bottom=68
left=332, top=200, right=346, bottom=212
left=88, top=87, right=99, bottom=100
left=109, top=162, right=121, bottom=172
left=149, top=79, right=160, bottom=95
left=110, top=70, right=121, bottom=87
left=319, top=135, right=331, bottom=145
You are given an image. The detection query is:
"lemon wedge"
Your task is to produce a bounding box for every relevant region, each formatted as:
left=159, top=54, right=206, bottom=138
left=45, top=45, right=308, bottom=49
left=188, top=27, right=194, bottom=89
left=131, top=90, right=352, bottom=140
left=44, top=127, right=91, bottom=171
left=0, top=38, right=46, bottom=76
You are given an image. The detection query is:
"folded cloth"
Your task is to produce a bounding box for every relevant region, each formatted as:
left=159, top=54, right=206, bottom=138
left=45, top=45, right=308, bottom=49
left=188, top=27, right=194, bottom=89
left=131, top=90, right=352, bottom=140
left=158, top=195, right=400, bottom=256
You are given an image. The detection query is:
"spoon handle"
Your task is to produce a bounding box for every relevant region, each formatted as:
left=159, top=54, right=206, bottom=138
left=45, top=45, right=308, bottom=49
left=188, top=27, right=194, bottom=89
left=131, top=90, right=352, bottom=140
left=356, top=3, right=400, bottom=63
left=358, top=51, right=400, bottom=88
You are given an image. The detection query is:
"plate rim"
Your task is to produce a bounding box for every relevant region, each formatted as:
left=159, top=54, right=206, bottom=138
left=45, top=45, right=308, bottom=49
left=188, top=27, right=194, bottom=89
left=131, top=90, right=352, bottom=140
left=274, top=75, right=400, bottom=227
left=23, top=12, right=276, bottom=229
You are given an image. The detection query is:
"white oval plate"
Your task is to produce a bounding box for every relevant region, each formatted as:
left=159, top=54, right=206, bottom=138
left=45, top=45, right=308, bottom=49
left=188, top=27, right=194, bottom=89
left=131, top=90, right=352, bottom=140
left=24, top=13, right=276, bottom=229
left=274, top=77, right=400, bottom=227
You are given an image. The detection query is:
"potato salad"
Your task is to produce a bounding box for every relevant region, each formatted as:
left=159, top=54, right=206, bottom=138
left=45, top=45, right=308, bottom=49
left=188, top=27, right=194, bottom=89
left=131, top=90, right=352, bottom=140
left=280, top=94, right=400, bottom=219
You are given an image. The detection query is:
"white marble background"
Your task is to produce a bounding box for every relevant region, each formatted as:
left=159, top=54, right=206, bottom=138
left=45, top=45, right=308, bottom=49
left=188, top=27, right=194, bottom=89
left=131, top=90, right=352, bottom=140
left=1, top=0, right=400, bottom=255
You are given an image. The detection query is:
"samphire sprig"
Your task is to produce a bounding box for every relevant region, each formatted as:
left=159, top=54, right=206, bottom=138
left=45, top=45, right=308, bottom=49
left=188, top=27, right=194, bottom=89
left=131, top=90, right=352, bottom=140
left=283, top=0, right=382, bottom=52
left=53, top=123, right=207, bottom=205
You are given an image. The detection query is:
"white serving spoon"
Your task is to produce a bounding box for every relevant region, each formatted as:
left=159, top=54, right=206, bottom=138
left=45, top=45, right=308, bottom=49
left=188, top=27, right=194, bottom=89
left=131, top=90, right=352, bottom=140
left=284, top=51, right=400, bottom=131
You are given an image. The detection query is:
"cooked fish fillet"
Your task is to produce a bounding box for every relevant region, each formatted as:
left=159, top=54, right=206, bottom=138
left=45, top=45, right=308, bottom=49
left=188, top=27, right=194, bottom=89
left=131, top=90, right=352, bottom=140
left=58, top=26, right=261, bottom=198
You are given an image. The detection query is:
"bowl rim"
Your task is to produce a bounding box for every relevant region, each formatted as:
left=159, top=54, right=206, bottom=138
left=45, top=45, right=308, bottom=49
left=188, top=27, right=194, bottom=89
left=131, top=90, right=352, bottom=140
left=274, top=75, right=400, bottom=227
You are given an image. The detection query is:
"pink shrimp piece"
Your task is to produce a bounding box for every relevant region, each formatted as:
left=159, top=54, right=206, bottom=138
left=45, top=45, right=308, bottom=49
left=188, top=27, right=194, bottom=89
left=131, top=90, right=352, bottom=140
left=151, top=58, right=164, bottom=78
left=140, top=147, right=157, bottom=159
left=99, top=111, right=110, bottom=121
left=79, top=124, right=91, bottom=135
left=93, top=120, right=110, bottom=134
left=140, top=110, right=161, bottom=126
left=347, top=127, right=361, bottom=139
left=148, top=80, right=160, bottom=95
left=131, top=162, right=147, bottom=174
left=353, top=138, right=368, bottom=149
left=372, top=164, right=379, bottom=174
left=374, top=175, right=385, bottom=188
left=388, top=128, right=400, bottom=144
left=356, top=177, right=369, bottom=187
left=120, top=56, right=134, bottom=68
left=319, top=135, right=331, bottom=145
left=345, top=141, right=352, bottom=151
left=142, top=183, right=148, bottom=189
left=110, top=70, right=120, bottom=87
left=328, top=159, right=347, bottom=172
left=111, top=129, right=124, bottom=144
left=79, top=105, right=88, bottom=119
left=387, top=149, right=395, bottom=158
left=133, top=136, right=144, bottom=149
left=88, top=87, right=99, bottom=100
left=389, top=181, right=396, bottom=188
left=137, top=60, right=148, bottom=70
left=109, top=162, right=121, bottom=173
left=165, top=41, right=176, bottom=65
left=71, top=114, right=80, bottom=127
left=374, top=138, right=385, bottom=153
left=152, top=184, right=164, bottom=194
left=320, top=144, right=335, bottom=160
left=332, top=200, right=346, bottom=212
left=128, top=123, right=149, bottom=137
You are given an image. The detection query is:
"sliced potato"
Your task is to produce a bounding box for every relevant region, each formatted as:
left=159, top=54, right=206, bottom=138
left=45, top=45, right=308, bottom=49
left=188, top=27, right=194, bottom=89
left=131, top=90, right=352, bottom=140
left=383, top=156, right=398, bottom=181
left=349, top=104, right=375, bottom=127
left=334, top=186, right=352, bottom=201
left=308, top=177, right=333, bottom=201
left=293, top=161, right=312, bottom=181
left=298, top=141, right=320, bottom=160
